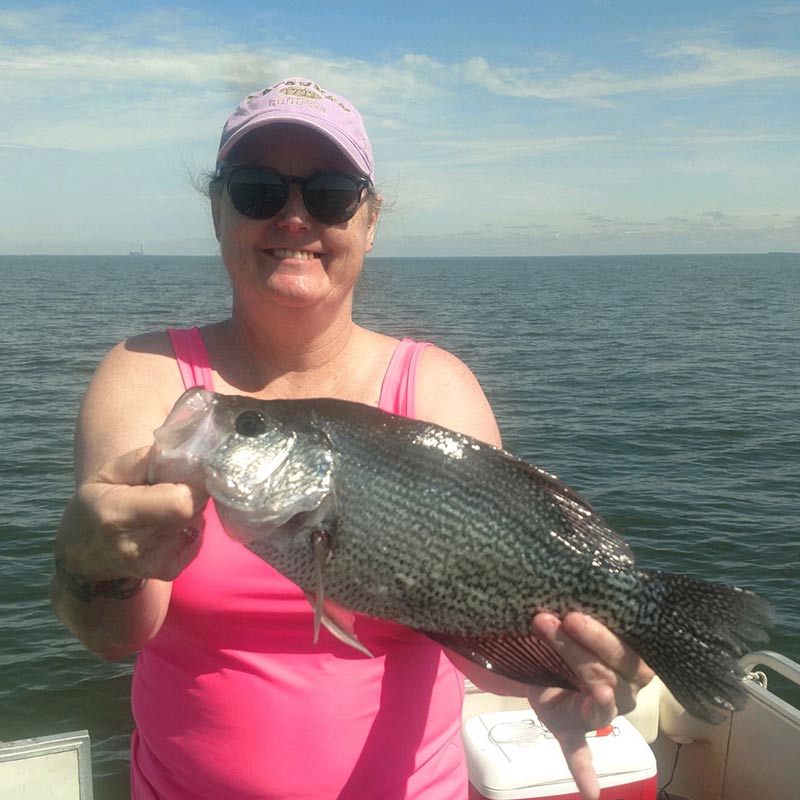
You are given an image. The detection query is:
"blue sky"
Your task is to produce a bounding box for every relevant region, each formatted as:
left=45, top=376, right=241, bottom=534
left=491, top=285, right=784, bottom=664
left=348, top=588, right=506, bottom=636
left=1, top=1, right=798, bottom=256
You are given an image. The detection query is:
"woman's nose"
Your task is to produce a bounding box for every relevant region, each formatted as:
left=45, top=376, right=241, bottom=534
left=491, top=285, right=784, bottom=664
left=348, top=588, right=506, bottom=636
left=275, top=183, right=311, bottom=232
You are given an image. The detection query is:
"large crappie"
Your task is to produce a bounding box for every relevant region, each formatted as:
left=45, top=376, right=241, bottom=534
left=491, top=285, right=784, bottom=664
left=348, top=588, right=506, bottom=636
left=149, top=387, right=773, bottom=723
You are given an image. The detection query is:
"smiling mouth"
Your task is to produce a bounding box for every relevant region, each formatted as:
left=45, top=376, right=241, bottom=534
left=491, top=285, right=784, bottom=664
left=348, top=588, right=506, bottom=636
left=267, top=248, right=318, bottom=261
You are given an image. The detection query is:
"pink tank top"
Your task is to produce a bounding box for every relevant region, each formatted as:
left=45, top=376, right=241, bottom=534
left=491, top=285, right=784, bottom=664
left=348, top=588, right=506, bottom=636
left=130, top=329, right=467, bottom=800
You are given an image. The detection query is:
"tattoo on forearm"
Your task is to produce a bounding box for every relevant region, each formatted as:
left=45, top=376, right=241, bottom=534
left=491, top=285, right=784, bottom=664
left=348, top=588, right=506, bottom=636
left=54, top=556, right=146, bottom=601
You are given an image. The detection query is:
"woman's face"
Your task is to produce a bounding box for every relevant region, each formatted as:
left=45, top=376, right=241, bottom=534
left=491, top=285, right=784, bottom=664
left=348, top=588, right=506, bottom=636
left=212, top=124, right=380, bottom=313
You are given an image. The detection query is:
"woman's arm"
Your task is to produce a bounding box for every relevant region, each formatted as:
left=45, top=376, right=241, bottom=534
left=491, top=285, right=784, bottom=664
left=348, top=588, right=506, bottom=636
left=50, top=336, right=208, bottom=660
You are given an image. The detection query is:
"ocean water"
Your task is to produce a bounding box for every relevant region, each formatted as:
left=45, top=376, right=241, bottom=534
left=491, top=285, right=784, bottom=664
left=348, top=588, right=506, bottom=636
left=1, top=253, right=798, bottom=798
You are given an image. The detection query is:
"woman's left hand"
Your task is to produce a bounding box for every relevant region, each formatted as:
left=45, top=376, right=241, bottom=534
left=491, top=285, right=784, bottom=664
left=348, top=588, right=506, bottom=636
left=524, top=612, right=655, bottom=800
left=446, top=612, right=654, bottom=800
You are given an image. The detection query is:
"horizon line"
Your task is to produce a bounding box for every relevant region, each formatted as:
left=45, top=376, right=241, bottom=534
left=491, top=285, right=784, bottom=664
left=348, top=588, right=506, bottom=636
left=0, top=250, right=798, bottom=259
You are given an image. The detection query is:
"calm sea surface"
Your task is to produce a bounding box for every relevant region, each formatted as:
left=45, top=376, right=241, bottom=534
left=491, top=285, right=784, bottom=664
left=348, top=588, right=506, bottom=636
left=1, top=253, right=798, bottom=798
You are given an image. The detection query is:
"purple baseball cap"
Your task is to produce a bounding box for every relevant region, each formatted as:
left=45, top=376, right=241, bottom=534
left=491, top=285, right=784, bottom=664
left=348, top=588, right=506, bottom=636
left=217, top=77, right=374, bottom=180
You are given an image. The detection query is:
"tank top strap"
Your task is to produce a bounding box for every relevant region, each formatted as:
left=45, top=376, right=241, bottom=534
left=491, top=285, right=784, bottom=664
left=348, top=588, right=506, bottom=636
left=167, top=327, right=215, bottom=391
left=378, top=338, right=432, bottom=417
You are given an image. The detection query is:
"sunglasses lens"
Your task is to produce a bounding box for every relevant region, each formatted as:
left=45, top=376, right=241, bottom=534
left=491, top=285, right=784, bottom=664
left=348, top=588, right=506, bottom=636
left=303, top=174, right=363, bottom=224
left=227, top=169, right=287, bottom=219
left=225, top=168, right=368, bottom=223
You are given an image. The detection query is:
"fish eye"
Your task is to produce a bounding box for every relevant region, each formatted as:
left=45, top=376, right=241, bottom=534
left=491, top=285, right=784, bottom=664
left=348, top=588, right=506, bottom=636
left=235, top=410, right=267, bottom=437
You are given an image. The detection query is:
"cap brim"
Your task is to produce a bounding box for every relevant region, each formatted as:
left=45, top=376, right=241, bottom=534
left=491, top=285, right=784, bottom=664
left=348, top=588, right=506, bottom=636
left=217, top=115, right=373, bottom=179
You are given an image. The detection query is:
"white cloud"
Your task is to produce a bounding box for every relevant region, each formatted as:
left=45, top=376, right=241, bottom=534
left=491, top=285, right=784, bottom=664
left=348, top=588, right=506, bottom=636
left=2, top=4, right=798, bottom=158
left=650, top=132, right=800, bottom=146
left=462, top=41, right=800, bottom=102
left=1, top=5, right=799, bottom=255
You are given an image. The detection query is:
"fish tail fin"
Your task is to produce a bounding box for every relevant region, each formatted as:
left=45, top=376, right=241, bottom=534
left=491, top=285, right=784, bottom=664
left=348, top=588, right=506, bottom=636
left=628, top=568, right=774, bottom=723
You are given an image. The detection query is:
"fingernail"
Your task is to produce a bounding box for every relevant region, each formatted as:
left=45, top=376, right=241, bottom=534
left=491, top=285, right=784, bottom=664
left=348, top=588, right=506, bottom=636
left=564, top=611, right=588, bottom=633
left=533, top=614, right=559, bottom=638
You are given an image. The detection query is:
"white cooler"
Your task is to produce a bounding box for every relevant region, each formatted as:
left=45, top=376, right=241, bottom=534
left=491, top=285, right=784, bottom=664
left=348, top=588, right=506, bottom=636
left=462, top=709, right=657, bottom=800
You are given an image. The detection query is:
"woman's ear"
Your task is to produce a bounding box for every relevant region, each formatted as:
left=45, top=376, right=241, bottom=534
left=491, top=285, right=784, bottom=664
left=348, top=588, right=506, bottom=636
left=365, top=194, right=382, bottom=253
left=210, top=189, right=222, bottom=241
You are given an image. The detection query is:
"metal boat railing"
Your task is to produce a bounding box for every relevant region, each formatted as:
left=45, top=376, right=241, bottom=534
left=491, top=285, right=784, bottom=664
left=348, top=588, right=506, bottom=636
left=741, top=649, right=800, bottom=686
left=740, top=649, right=800, bottom=722
left=0, top=730, right=93, bottom=799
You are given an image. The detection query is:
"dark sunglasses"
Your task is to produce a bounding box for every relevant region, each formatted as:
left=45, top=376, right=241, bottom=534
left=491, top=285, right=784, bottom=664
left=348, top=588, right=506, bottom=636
left=219, top=165, right=373, bottom=225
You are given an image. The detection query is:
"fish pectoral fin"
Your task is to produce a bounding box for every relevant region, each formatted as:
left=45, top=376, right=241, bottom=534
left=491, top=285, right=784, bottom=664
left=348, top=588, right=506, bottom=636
left=303, top=592, right=374, bottom=658
left=427, top=632, right=579, bottom=690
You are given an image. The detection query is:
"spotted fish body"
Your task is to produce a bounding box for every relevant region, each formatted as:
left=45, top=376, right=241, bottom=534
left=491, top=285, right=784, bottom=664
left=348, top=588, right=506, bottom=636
left=150, top=388, right=773, bottom=723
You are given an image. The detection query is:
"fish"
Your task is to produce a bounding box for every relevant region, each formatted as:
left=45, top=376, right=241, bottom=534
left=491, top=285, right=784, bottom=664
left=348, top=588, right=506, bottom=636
left=148, top=387, right=773, bottom=723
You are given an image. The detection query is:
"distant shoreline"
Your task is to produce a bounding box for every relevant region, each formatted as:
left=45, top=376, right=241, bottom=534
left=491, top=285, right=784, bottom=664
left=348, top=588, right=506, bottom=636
left=0, top=251, right=798, bottom=260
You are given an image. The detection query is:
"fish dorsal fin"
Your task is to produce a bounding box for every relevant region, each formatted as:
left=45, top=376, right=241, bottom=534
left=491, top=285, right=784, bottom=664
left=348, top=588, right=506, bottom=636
left=513, top=458, right=635, bottom=564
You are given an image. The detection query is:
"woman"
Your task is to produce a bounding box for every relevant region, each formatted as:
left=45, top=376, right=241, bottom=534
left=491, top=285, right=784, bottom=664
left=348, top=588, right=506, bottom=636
left=51, top=77, right=652, bottom=800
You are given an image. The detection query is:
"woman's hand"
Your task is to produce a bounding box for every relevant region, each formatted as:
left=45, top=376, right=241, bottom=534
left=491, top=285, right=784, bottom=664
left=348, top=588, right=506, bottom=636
left=525, top=612, right=655, bottom=800
left=449, top=612, right=653, bottom=800
left=51, top=445, right=209, bottom=659
left=57, top=445, right=208, bottom=584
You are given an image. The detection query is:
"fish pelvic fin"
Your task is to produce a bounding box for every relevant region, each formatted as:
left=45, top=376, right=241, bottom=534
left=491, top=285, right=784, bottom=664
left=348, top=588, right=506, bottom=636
left=302, top=592, right=374, bottom=658
left=303, top=528, right=374, bottom=658
left=310, top=530, right=330, bottom=644
left=425, top=631, right=579, bottom=690
left=628, top=568, right=774, bottom=724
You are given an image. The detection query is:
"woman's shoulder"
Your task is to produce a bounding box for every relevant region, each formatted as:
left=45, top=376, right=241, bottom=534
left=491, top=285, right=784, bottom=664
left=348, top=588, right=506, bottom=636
left=352, top=331, right=500, bottom=445
left=91, top=331, right=183, bottom=398
left=76, top=330, right=187, bottom=476
left=415, top=345, right=502, bottom=447
left=98, top=329, right=172, bottom=362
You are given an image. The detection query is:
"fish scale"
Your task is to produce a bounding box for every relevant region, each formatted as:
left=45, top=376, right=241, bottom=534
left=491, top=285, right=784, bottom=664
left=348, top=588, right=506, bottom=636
left=150, top=387, right=774, bottom=724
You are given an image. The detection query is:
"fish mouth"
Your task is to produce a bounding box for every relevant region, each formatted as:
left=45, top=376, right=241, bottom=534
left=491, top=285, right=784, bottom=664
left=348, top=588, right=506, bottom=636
left=149, top=388, right=219, bottom=485
left=205, top=468, right=251, bottom=509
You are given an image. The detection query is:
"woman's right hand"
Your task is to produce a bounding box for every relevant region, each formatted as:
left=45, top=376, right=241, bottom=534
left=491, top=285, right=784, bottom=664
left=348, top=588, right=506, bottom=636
left=56, top=445, right=208, bottom=584
left=51, top=444, right=209, bottom=659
